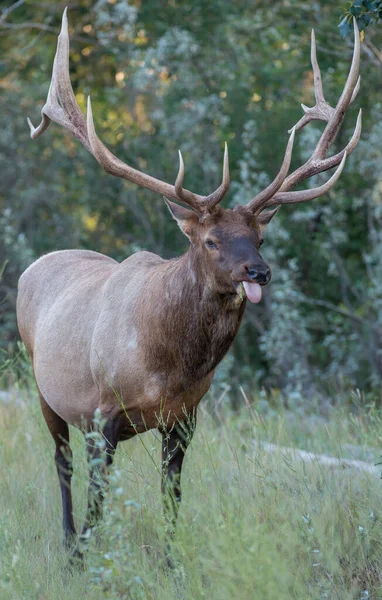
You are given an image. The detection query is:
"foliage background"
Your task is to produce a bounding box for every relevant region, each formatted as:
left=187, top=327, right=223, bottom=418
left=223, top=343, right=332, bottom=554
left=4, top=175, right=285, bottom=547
left=1, top=0, right=381, bottom=404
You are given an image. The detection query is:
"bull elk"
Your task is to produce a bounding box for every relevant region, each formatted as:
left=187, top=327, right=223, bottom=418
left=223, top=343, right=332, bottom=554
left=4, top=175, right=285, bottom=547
left=17, top=9, right=361, bottom=557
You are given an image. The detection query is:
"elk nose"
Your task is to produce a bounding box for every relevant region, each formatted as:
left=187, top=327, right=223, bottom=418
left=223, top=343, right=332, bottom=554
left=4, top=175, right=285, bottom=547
left=246, top=266, right=258, bottom=279
left=246, top=265, right=271, bottom=284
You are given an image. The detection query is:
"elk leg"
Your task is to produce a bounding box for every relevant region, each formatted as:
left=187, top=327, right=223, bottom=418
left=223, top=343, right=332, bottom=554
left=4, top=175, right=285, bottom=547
left=39, top=393, right=76, bottom=548
left=80, top=418, right=119, bottom=541
left=161, top=409, right=197, bottom=536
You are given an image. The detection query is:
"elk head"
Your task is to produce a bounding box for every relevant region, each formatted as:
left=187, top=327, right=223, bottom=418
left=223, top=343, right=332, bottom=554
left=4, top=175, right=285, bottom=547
left=27, top=9, right=362, bottom=304
left=164, top=198, right=277, bottom=302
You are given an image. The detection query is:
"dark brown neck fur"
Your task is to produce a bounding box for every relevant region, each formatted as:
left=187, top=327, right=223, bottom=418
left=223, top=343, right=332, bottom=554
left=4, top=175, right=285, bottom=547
left=141, top=246, right=246, bottom=387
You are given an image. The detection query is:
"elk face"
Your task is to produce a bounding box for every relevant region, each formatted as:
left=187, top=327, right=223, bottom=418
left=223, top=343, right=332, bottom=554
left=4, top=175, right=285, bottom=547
left=165, top=201, right=279, bottom=303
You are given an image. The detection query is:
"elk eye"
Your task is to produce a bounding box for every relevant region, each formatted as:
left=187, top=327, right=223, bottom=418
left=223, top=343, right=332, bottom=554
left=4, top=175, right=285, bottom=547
left=205, top=239, right=217, bottom=249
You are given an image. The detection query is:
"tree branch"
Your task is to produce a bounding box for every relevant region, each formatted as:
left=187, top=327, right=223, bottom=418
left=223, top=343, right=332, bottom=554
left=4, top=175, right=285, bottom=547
left=0, top=0, right=26, bottom=25
left=363, top=39, right=382, bottom=68
left=300, top=296, right=363, bottom=324
left=0, top=21, right=95, bottom=44
left=253, top=440, right=379, bottom=476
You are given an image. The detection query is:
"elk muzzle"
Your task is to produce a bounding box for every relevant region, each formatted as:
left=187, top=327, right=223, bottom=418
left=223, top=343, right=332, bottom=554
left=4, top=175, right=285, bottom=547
left=245, top=265, right=271, bottom=285
left=232, top=260, right=271, bottom=304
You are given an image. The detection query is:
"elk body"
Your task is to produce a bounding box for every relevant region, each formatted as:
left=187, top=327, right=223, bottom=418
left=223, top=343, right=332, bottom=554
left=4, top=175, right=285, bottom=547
left=17, top=10, right=361, bottom=555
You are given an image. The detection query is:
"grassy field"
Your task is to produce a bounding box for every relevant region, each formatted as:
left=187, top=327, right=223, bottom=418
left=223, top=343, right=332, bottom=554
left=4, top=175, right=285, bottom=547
left=0, top=386, right=381, bottom=599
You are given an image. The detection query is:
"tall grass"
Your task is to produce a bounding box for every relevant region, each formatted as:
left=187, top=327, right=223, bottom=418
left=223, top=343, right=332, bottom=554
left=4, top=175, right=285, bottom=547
left=0, top=387, right=381, bottom=599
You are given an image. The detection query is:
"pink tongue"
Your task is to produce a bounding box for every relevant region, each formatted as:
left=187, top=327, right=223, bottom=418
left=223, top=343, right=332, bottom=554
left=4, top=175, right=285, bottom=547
left=242, top=281, right=262, bottom=304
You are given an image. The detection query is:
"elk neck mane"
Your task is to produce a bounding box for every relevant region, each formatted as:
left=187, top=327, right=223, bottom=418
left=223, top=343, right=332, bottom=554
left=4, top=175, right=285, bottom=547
left=136, top=245, right=246, bottom=385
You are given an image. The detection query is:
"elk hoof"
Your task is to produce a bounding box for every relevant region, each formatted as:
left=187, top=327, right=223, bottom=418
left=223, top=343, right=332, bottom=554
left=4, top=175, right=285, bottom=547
left=69, top=547, right=86, bottom=571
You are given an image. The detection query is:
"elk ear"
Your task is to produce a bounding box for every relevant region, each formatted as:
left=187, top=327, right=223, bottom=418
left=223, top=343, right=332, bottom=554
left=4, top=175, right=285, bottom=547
left=257, top=206, right=280, bottom=230
left=164, top=198, right=199, bottom=240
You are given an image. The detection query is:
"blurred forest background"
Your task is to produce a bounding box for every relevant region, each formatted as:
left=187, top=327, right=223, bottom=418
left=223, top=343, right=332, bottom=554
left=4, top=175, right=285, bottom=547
left=1, top=0, right=381, bottom=406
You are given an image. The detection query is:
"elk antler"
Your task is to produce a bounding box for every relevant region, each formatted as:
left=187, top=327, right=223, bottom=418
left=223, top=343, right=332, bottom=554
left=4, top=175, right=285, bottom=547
left=247, top=18, right=361, bottom=215
left=174, top=145, right=230, bottom=213
left=27, top=9, right=229, bottom=215
left=290, top=29, right=360, bottom=134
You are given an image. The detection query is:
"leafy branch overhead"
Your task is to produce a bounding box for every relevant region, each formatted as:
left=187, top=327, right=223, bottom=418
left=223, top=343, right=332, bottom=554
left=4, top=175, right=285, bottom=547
left=340, top=0, right=382, bottom=36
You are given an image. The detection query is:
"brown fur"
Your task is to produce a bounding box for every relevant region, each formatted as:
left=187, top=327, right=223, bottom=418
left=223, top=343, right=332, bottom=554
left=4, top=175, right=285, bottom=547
left=16, top=203, right=274, bottom=552
left=17, top=206, right=271, bottom=431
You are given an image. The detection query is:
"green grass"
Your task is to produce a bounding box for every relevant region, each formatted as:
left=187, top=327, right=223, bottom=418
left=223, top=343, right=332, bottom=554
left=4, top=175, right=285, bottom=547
left=0, top=387, right=381, bottom=599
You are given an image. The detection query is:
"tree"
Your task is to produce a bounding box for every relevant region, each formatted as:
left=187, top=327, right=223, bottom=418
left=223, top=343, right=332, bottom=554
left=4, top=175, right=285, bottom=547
left=340, top=0, right=382, bottom=36
left=1, top=0, right=381, bottom=399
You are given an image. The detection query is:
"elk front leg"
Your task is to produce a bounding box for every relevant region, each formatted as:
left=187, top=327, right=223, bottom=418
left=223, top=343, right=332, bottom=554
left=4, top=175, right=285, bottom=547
left=39, top=393, right=76, bottom=548
left=161, top=409, right=197, bottom=536
left=80, top=418, right=120, bottom=543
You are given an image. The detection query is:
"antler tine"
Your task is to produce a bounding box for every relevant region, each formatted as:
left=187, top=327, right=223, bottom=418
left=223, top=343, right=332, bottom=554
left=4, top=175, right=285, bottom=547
left=288, top=29, right=334, bottom=134
left=249, top=18, right=361, bottom=214
left=28, top=8, right=231, bottom=215
left=288, top=21, right=360, bottom=136
left=27, top=8, right=90, bottom=151
left=172, top=150, right=205, bottom=211
left=246, top=127, right=295, bottom=214
left=315, top=18, right=360, bottom=159
left=310, top=29, right=325, bottom=104
left=350, top=75, right=361, bottom=104
left=87, top=97, right=205, bottom=208
left=205, top=143, right=230, bottom=211
left=279, top=107, right=362, bottom=196
left=266, top=152, right=347, bottom=208
left=303, top=107, right=362, bottom=175
left=175, top=150, right=185, bottom=199
left=27, top=112, right=51, bottom=140
left=174, top=146, right=230, bottom=212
